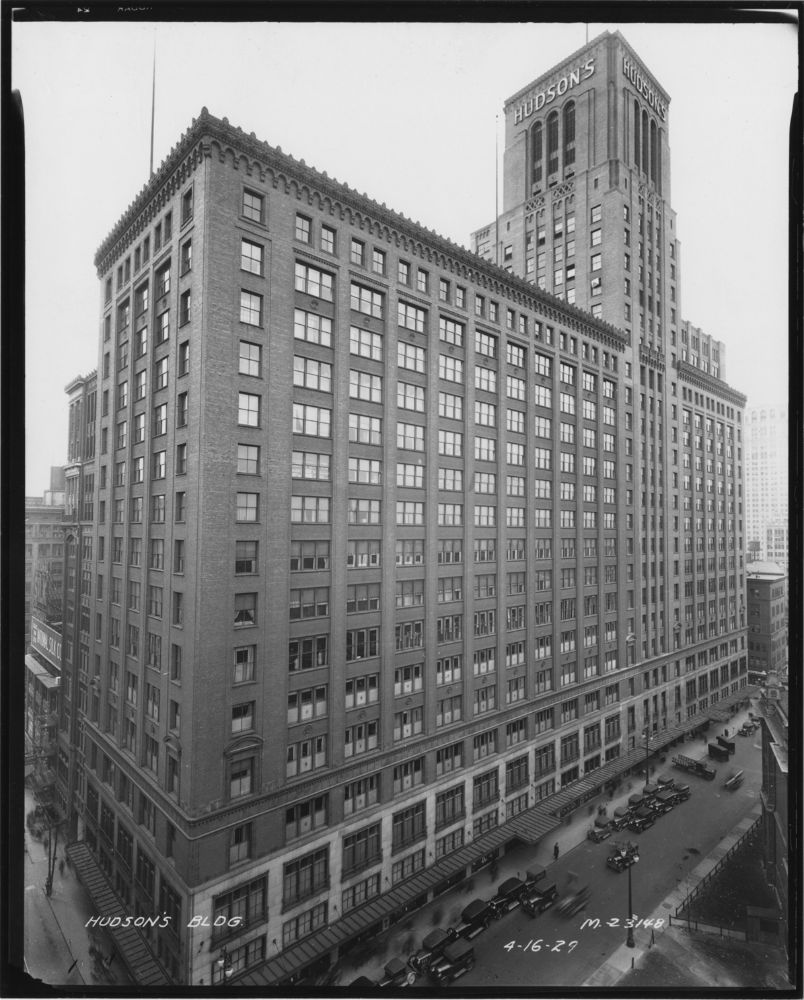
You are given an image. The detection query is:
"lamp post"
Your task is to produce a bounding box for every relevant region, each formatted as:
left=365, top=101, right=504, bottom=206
left=643, top=723, right=652, bottom=788
left=626, top=860, right=636, bottom=948
left=216, top=947, right=234, bottom=983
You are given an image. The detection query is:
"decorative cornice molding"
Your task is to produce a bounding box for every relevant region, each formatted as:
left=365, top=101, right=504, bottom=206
left=677, top=359, right=747, bottom=407
left=93, top=109, right=629, bottom=354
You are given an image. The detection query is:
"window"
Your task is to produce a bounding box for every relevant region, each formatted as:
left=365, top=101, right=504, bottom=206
left=398, top=340, right=425, bottom=372
left=439, top=317, right=464, bottom=347
left=351, top=325, right=383, bottom=360
left=295, top=214, right=311, bottom=243
left=350, top=282, right=383, bottom=318
left=348, top=498, right=380, bottom=525
left=242, top=189, right=264, bottom=223
left=241, top=239, right=263, bottom=275
left=397, top=422, right=425, bottom=452
left=398, top=301, right=426, bottom=332
left=398, top=382, right=425, bottom=412
left=439, top=354, right=463, bottom=382
left=293, top=403, right=331, bottom=438
left=349, top=413, right=381, bottom=445
left=320, top=225, right=335, bottom=254
left=295, top=308, right=332, bottom=347
left=236, top=492, right=259, bottom=522
left=295, top=262, right=334, bottom=301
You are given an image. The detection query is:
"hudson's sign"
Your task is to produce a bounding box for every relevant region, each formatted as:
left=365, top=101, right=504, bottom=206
left=622, top=55, right=667, bottom=120
left=31, top=617, right=62, bottom=668
left=512, top=58, right=595, bottom=124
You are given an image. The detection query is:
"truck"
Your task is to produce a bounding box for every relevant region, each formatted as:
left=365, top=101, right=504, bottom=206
left=717, top=735, right=736, bottom=755
left=708, top=743, right=730, bottom=762
left=672, top=753, right=717, bottom=780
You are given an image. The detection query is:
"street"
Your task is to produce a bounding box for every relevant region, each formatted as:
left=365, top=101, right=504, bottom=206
left=449, top=727, right=763, bottom=988
left=23, top=786, right=133, bottom=987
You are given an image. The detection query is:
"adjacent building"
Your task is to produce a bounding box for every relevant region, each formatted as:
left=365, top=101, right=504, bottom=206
left=25, top=616, right=63, bottom=798
left=24, top=468, right=66, bottom=643
left=758, top=679, right=789, bottom=976
left=746, top=562, right=788, bottom=682
left=744, top=406, right=788, bottom=570
left=54, top=30, right=750, bottom=986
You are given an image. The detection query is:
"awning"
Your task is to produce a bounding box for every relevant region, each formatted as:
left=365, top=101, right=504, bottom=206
left=65, top=842, right=172, bottom=986
left=25, top=654, right=60, bottom=688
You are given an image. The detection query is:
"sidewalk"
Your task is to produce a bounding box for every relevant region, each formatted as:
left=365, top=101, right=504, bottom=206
left=23, top=785, right=134, bottom=988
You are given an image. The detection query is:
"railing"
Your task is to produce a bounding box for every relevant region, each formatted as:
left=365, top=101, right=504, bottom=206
left=674, top=815, right=762, bottom=917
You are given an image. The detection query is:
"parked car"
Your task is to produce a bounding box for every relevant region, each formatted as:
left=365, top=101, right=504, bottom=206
left=642, top=782, right=660, bottom=800
left=671, top=782, right=691, bottom=804
left=490, top=877, right=527, bottom=915
left=556, top=885, right=591, bottom=917
left=653, top=788, right=675, bottom=813
left=628, top=806, right=655, bottom=832
left=427, top=939, right=475, bottom=985
left=377, top=957, right=417, bottom=988
left=587, top=825, right=611, bottom=843
left=522, top=882, right=559, bottom=917
left=455, top=899, right=498, bottom=939
left=628, top=793, right=644, bottom=809
left=656, top=773, right=675, bottom=788
left=522, top=868, right=546, bottom=890
left=610, top=805, right=632, bottom=831
left=408, top=927, right=459, bottom=973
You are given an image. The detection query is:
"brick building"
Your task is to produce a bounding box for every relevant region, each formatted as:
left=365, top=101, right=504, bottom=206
left=55, top=30, right=750, bottom=986
left=24, top=468, right=66, bottom=643
left=746, top=562, right=788, bottom=681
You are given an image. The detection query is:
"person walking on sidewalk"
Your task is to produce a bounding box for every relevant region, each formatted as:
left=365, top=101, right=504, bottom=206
left=553, top=842, right=560, bottom=861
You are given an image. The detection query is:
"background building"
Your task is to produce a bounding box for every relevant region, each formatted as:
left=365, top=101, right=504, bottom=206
left=746, top=562, right=788, bottom=683
left=744, top=405, right=788, bottom=570
left=758, top=679, right=789, bottom=975
left=24, top=467, right=66, bottom=643
left=54, top=30, right=750, bottom=987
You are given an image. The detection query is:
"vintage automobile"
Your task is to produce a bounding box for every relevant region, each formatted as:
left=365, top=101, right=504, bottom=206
left=652, top=788, right=676, bottom=813
left=587, top=824, right=612, bottom=843
left=408, top=927, right=459, bottom=973
left=556, top=885, right=591, bottom=917
left=522, top=881, right=559, bottom=917
left=522, top=868, right=546, bottom=890
left=455, top=899, right=499, bottom=939
left=670, top=782, right=691, bottom=804
left=427, top=939, right=476, bottom=985
left=610, top=805, right=632, bottom=831
left=606, top=841, right=640, bottom=872
left=717, top=735, right=736, bottom=755
left=738, top=721, right=758, bottom=736
left=724, top=769, right=744, bottom=791
left=628, top=793, right=645, bottom=809
left=627, top=806, right=655, bottom=832
left=490, top=877, right=527, bottom=915
left=377, top=957, right=417, bottom=988
left=656, top=773, right=675, bottom=788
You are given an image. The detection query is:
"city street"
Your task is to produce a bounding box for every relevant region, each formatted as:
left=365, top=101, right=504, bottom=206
left=23, top=786, right=133, bottom=988
left=450, top=726, right=763, bottom=988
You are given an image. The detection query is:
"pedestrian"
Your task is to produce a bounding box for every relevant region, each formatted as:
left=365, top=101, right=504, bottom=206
left=553, top=842, right=559, bottom=861
left=724, top=728, right=729, bottom=738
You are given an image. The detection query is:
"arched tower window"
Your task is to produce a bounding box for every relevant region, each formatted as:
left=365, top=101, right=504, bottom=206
left=650, top=119, right=658, bottom=186
left=547, top=111, right=559, bottom=177
left=634, top=100, right=641, bottom=170
left=563, top=101, right=576, bottom=169
left=641, top=109, right=649, bottom=175
left=531, top=121, right=543, bottom=186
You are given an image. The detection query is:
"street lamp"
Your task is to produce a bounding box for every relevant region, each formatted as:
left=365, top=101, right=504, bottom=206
left=216, top=947, right=234, bottom=983
left=643, top=722, right=652, bottom=788
left=626, top=859, right=637, bottom=948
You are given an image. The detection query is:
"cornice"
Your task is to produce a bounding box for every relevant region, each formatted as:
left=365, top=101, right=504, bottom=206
left=93, top=109, right=630, bottom=355
left=677, top=359, right=747, bottom=407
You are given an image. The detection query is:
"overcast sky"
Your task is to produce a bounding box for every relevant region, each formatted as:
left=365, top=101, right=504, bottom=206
left=13, top=16, right=797, bottom=494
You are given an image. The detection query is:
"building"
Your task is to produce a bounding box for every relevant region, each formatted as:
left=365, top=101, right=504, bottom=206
left=758, top=680, right=789, bottom=975
left=25, top=616, right=62, bottom=799
left=55, top=31, right=750, bottom=987
left=24, top=468, right=66, bottom=643
left=746, top=562, right=788, bottom=682
left=744, top=406, right=788, bottom=570
left=55, top=371, right=98, bottom=825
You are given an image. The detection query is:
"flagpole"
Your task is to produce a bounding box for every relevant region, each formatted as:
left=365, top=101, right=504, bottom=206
left=495, top=113, right=499, bottom=266
left=149, top=33, right=156, bottom=177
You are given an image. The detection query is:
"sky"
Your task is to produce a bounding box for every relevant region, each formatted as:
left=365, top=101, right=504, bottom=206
left=12, top=15, right=797, bottom=495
